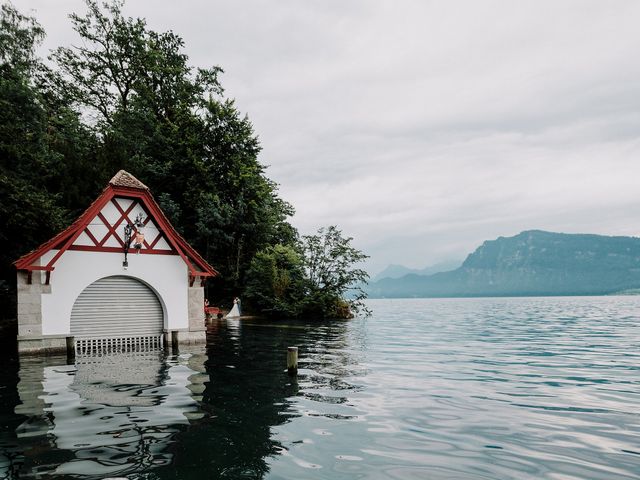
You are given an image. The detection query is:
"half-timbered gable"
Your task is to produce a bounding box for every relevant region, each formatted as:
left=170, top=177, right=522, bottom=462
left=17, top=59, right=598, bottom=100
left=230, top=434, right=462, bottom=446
left=14, top=170, right=216, bottom=353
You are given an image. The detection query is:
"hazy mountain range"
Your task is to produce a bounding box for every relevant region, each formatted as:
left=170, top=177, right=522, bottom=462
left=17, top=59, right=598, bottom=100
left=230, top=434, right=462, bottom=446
left=367, top=230, right=640, bottom=298
left=372, top=260, right=461, bottom=282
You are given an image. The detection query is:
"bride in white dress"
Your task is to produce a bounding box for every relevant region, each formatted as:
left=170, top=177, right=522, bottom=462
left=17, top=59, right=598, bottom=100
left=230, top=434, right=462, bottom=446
left=226, top=297, right=241, bottom=318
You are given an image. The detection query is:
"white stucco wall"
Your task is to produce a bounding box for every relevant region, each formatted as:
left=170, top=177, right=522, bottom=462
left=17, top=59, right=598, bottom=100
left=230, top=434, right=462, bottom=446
left=39, top=249, right=189, bottom=336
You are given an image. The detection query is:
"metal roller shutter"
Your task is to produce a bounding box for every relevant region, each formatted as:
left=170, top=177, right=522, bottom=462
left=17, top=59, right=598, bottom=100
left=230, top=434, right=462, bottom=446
left=71, top=276, right=164, bottom=338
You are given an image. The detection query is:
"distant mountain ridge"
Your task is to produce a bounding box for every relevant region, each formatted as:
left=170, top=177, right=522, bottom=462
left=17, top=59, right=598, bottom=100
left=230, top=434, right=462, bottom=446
left=367, top=230, right=640, bottom=298
left=373, top=260, right=461, bottom=281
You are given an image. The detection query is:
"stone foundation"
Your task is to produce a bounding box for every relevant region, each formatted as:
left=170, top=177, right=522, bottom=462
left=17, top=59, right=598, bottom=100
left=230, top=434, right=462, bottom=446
left=166, top=329, right=207, bottom=346
left=17, top=335, right=68, bottom=355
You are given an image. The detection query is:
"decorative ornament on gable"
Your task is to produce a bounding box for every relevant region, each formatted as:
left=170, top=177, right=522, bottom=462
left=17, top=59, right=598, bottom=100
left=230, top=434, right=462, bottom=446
left=122, top=212, right=146, bottom=269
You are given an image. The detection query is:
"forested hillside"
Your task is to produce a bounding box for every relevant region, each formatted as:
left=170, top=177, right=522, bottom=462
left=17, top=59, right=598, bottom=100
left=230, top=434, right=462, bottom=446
left=0, top=1, right=296, bottom=304
left=0, top=1, right=368, bottom=320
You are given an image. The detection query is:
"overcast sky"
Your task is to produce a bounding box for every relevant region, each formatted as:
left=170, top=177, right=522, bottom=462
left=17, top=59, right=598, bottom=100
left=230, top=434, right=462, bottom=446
left=18, top=0, right=640, bottom=275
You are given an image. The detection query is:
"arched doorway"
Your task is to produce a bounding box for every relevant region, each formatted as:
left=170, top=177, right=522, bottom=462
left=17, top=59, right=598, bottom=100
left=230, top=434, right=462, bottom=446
left=70, top=275, right=164, bottom=338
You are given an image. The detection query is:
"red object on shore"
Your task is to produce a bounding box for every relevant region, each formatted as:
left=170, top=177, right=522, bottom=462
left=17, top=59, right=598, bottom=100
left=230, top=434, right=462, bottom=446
left=205, top=306, right=220, bottom=315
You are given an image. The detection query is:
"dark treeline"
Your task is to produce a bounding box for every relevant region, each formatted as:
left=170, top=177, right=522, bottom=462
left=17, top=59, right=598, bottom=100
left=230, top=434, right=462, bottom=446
left=0, top=1, right=368, bottom=319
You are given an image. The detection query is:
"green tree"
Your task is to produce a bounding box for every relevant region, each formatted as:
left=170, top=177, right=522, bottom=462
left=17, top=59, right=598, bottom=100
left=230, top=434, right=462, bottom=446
left=0, top=2, right=43, bottom=73
left=245, top=227, right=371, bottom=319
left=51, top=0, right=296, bottom=301
left=244, top=244, right=306, bottom=317
left=0, top=176, right=67, bottom=284
left=52, top=0, right=222, bottom=126
left=0, top=2, right=47, bottom=184
left=193, top=99, right=296, bottom=295
left=1, top=1, right=369, bottom=321
left=0, top=3, right=80, bottom=291
left=301, top=226, right=370, bottom=318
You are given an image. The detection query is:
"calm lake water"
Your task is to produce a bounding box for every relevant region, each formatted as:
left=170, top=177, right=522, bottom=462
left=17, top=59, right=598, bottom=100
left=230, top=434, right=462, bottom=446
left=1, top=297, right=640, bottom=479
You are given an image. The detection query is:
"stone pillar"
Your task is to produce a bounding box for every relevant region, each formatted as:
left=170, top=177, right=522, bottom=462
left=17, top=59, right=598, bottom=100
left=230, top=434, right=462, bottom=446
left=188, top=286, right=205, bottom=332
left=16, top=269, right=61, bottom=354
left=17, top=271, right=43, bottom=338
left=178, top=285, right=206, bottom=344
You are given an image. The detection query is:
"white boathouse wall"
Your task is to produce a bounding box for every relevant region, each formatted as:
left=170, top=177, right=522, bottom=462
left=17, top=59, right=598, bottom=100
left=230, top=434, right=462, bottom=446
left=38, top=249, right=189, bottom=336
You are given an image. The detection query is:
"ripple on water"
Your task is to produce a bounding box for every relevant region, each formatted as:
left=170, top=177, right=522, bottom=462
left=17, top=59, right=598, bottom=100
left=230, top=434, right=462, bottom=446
left=267, top=297, right=640, bottom=480
left=3, top=297, right=640, bottom=479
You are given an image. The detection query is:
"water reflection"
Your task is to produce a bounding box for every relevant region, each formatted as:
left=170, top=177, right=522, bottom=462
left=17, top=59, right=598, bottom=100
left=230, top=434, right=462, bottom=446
left=4, top=299, right=640, bottom=479
left=9, top=347, right=209, bottom=479
left=153, top=319, right=303, bottom=479
left=1, top=317, right=353, bottom=480
left=151, top=318, right=357, bottom=480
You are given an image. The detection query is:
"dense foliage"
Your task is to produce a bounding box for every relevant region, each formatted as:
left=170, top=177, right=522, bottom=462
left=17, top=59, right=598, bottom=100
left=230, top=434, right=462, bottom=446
left=0, top=3, right=86, bottom=289
left=245, top=227, right=370, bottom=318
left=0, top=1, right=368, bottom=318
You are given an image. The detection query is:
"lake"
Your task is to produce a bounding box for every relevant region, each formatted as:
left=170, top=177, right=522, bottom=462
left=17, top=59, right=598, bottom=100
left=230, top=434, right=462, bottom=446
left=1, top=297, right=640, bottom=479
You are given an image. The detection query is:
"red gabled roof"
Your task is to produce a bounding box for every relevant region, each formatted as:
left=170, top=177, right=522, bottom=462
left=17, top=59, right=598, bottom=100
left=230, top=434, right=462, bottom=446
left=14, top=187, right=111, bottom=272
left=14, top=170, right=218, bottom=278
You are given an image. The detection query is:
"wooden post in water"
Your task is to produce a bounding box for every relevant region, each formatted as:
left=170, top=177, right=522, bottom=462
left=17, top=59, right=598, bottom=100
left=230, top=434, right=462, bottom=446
left=171, top=331, right=180, bottom=354
left=66, top=337, right=76, bottom=363
left=287, top=346, right=298, bottom=376
left=66, top=336, right=75, bottom=360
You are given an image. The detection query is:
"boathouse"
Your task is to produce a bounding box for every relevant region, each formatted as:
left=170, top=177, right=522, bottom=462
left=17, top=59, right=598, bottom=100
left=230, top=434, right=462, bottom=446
left=14, top=170, right=217, bottom=353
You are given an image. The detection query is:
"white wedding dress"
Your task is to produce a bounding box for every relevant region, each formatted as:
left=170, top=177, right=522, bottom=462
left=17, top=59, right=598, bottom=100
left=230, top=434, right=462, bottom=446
left=226, top=300, right=241, bottom=318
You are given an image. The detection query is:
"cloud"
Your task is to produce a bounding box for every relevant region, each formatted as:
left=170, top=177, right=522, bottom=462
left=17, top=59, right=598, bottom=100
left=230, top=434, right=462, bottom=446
left=22, top=0, right=640, bottom=274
